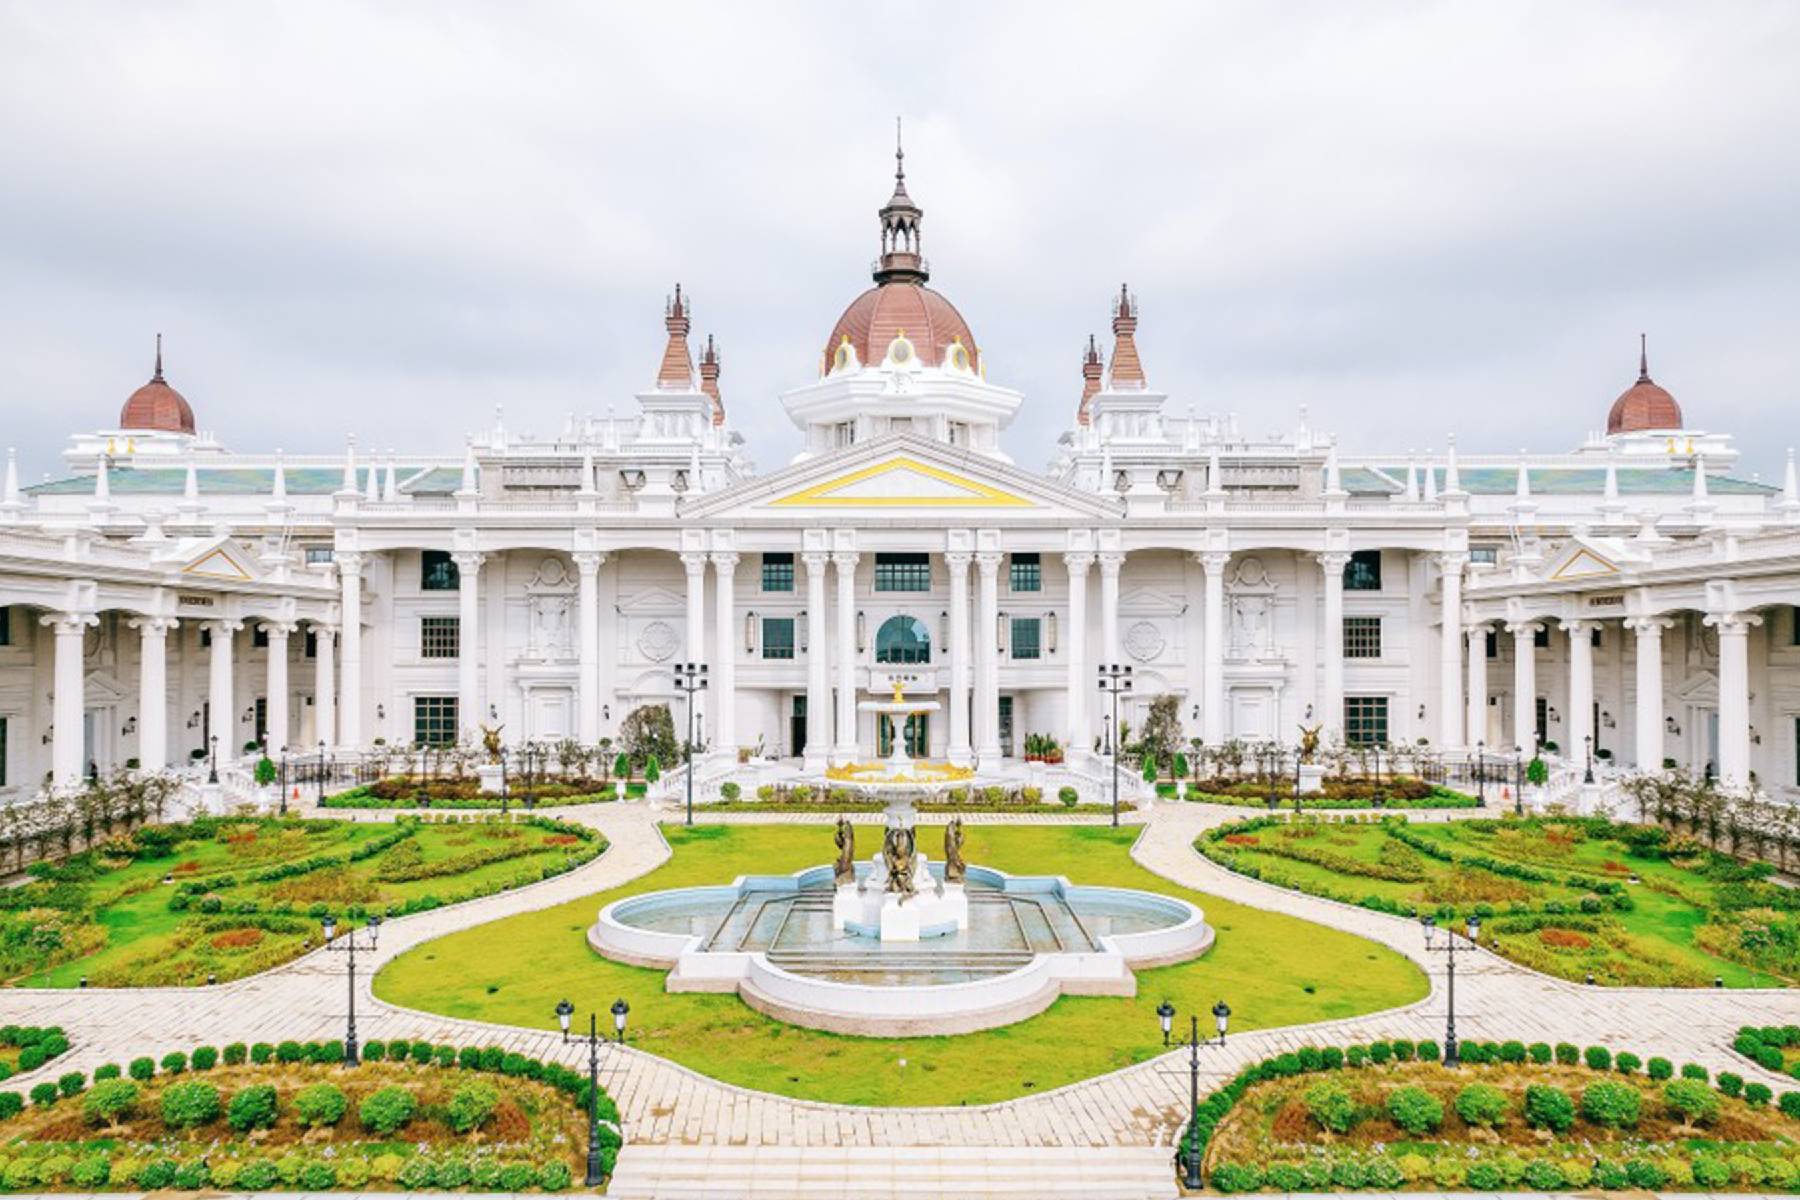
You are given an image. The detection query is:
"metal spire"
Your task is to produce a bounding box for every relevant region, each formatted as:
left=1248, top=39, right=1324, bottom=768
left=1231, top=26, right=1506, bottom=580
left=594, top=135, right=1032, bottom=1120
left=153, top=333, right=164, bottom=382
left=1638, top=332, right=1650, bottom=383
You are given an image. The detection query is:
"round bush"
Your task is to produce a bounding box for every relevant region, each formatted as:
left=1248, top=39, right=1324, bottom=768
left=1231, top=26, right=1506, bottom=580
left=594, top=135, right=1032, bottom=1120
left=1583, top=1045, right=1612, bottom=1071
left=227, top=1084, right=280, bottom=1133
left=222, top=1042, right=247, bottom=1066
left=190, top=1046, right=218, bottom=1071
left=128, top=1056, right=155, bottom=1082
left=1580, top=1081, right=1641, bottom=1129
left=30, top=1082, right=58, bottom=1107
left=1782, top=1091, right=1800, bottom=1119
left=93, top=1063, right=121, bottom=1081
left=362, top=1039, right=386, bottom=1062
left=1302, top=1081, right=1357, bottom=1134
left=1680, top=1062, right=1708, bottom=1081
left=82, top=1079, right=140, bottom=1127
left=1614, top=1051, right=1641, bottom=1074
left=173, top=1160, right=211, bottom=1189
left=1386, top=1086, right=1443, bottom=1134
left=1523, top=1083, right=1575, bottom=1132
left=447, top=1081, right=501, bottom=1134
left=1553, top=1042, right=1579, bottom=1065
left=237, top=1160, right=278, bottom=1190
left=0, top=1092, right=23, bottom=1120
left=138, top=1159, right=178, bottom=1189
left=1663, top=1078, right=1720, bottom=1127
left=1522, top=1159, right=1564, bottom=1190
left=1592, top=1160, right=1628, bottom=1189
left=357, top=1085, right=417, bottom=1134
left=249, top=1042, right=274, bottom=1064
left=1527, top=1042, right=1553, bottom=1065
left=159, top=1050, right=187, bottom=1075
left=1716, top=1070, right=1744, bottom=1098
left=1625, top=1157, right=1665, bottom=1188
left=1744, top=1082, right=1772, bottom=1107
left=298, top=1161, right=336, bottom=1189
left=160, top=1080, right=221, bottom=1129
left=499, top=1162, right=537, bottom=1191
left=1454, top=1082, right=1509, bottom=1128
left=294, top=1082, right=348, bottom=1127
left=1415, top=1039, right=1440, bottom=1063
left=538, top=1160, right=573, bottom=1191
left=433, top=1159, right=474, bottom=1188
left=1465, top=1162, right=1505, bottom=1190
left=397, top=1157, right=435, bottom=1189
left=69, top=1155, right=110, bottom=1189
left=1646, top=1056, right=1673, bottom=1081
left=56, top=1070, right=84, bottom=1097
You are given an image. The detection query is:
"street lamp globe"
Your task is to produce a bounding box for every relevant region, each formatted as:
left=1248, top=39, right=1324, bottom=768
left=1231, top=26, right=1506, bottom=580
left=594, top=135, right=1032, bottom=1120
left=1156, top=1000, right=1175, bottom=1045
left=321, top=914, right=337, bottom=943
left=1465, top=914, right=1481, bottom=943
left=1212, top=999, right=1231, bottom=1040
left=611, top=997, right=630, bottom=1041
left=554, top=999, right=575, bottom=1040
left=1420, top=913, right=1437, bottom=947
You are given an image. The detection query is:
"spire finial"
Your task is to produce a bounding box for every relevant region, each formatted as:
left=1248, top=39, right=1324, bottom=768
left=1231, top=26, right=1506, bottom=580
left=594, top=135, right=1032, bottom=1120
left=895, top=115, right=904, bottom=185
left=1638, top=332, right=1649, bottom=382
left=153, top=332, right=164, bottom=382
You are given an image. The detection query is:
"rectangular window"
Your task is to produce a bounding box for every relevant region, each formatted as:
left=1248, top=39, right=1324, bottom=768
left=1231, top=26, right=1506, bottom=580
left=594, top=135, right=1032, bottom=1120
left=1344, top=696, right=1389, bottom=746
left=832, top=421, right=855, bottom=449
left=1343, top=549, right=1382, bottom=591
left=252, top=626, right=269, bottom=649
left=304, top=628, right=318, bottom=659
left=1009, top=553, right=1041, bottom=593
left=421, top=550, right=460, bottom=591
left=1343, top=616, right=1382, bottom=659
left=413, top=696, right=458, bottom=747
left=762, top=617, right=796, bottom=660
left=0, top=606, right=9, bottom=646
left=304, top=546, right=336, bottom=565
left=254, top=697, right=267, bottom=747
left=1591, top=627, right=1603, bottom=649
left=0, top=715, right=7, bottom=786
left=1469, top=545, right=1499, bottom=565
left=947, top=420, right=970, bottom=447
left=873, top=552, right=931, bottom=592
left=1010, top=617, right=1042, bottom=660
left=1534, top=626, right=1550, bottom=649
left=420, top=616, right=460, bottom=659
left=1535, top=696, right=1548, bottom=747
left=1793, top=606, right=1800, bottom=645
left=1485, top=630, right=1498, bottom=659
left=200, top=627, right=211, bottom=649
left=761, top=552, right=795, bottom=593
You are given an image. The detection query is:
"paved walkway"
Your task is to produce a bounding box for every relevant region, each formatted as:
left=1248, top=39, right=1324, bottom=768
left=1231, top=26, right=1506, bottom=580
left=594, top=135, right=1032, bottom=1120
left=0, top=799, right=1793, bottom=1159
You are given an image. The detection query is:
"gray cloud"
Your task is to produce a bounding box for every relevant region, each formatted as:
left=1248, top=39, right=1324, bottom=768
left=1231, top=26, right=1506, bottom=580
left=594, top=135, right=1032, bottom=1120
left=1, top=0, right=1797, bottom=481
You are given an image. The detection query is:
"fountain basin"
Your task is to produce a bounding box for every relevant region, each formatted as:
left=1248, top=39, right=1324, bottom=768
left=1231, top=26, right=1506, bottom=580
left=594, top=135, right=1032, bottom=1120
left=589, top=863, right=1213, bottom=1037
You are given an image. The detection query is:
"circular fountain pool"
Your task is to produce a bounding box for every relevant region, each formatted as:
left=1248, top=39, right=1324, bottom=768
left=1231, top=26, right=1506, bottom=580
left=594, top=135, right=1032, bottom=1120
left=590, top=861, right=1213, bottom=1037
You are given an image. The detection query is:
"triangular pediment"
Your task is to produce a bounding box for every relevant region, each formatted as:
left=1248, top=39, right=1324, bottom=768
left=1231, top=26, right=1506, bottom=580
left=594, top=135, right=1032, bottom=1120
left=1542, top=536, right=1648, bottom=584
left=681, top=434, right=1123, bottom=521
left=153, top=535, right=262, bottom=583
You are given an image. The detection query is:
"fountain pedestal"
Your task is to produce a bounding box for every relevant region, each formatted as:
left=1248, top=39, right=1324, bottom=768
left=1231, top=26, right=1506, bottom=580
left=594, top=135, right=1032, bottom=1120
left=833, top=851, right=969, bottom=942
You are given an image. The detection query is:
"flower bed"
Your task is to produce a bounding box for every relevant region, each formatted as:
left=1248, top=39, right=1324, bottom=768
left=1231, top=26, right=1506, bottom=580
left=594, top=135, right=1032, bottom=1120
left=324, top=783, right=637, bottom=809
left=1162, top=782, right=1480, bottom=809
left=1184, top=1036, right=1800, bottom=1193
left=6, top=815, right=605, bottom=988
left=1195, top=814, right=1792, bottom=987
left=695, top=800, right=1136, bottom=816
left=0, top=1029, right=70, bottom=1085
left=0, top=1035, right=619, bottom=1191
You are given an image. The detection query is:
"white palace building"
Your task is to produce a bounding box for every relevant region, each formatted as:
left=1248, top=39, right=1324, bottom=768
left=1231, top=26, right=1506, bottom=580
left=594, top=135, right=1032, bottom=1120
left=4, top=146, right=1800, bottom=803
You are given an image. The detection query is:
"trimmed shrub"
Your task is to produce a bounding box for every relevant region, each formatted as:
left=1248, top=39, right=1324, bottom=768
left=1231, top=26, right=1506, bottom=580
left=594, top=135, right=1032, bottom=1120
left=1583, top=1045, right=1611, bottom=1071
left=1523, top=1083, right=1575, bottom=1132
left=249, top=1042, right=274, bottom=1064
left=1744, top=1082, right=1772, bottom=1107
left=1302, top=1081, right=1357, bottom=1134
left=1664, top=1078, right=1720, bottom=1127
left=1345, top=1045, right=1366, bottom=1068
left=222, top=1042, right=247, bottom=1066
left=1716, top=1070, right=1743, bottom=1098
left=1614, top=1051, right=1640, bottom=1074
left=93, top=1063, right=121, bottom=1081
left=1580, top=1080, right=1641, bottom=1129
left=56, top=1070, right=84, bottom=1098
left=294, top=1082, right=348, bottom=1127
left=0, top=1092, right=22, bottom=1120
left=1553, top=1042, right=1579, bottom=1065
left=358, top=1085, right=417, bottom=1134
left=1455, top=1082, right=1509, bottom=1128
left=499, top=1162, right=537, bottom=1191
left=128, top=1056, right=155, bottom=1081
left=82, top=1079, right=141, bottom=1127
left=1391, top=1037, right=1416, bottom=1062
left=1465, top=1162, right=1504, bottom=1190
left=299, top=1161, right=336, bottom=1190
left=191, top=1046, right=219, bottom=1071
left=159, top=1080, right=221, bottom=1129
left=30, top=1082, right=59, bottom=1107
left=539, top=1160, right=573, bottom=1191
left=1646, top=1056, right=1673, bottom=1080
left=1527, top=1042, right=1552, bottom=1065
left=227, top=1084, right=280, bottom=1132
left=1368, top=1040, right=1392, bottom=1065
left=1416, top=1039, right=1440, bottom=1062
left=1498, top=1039, right=1526, bottom=1064
left=159, top=1050, right=187, bottom=1075
left=1522, top=1159, right=1565, bottom=1190
left=362, top=1039, right=386, bottom=1062
left=274, top=1040, right=303, bottom=1064
left=447, top=1081, right=501, bottom=1134
left=1680, top=1062, right=1708, bottom=1081
left=1778, top=1091, right=1800, bottom=1118
left=1386, top=1085, right=1443, bottom=1134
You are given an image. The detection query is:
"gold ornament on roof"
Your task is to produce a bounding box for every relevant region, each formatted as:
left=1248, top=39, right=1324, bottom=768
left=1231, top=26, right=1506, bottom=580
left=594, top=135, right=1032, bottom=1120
left=891, top=678, right=907, bottom=703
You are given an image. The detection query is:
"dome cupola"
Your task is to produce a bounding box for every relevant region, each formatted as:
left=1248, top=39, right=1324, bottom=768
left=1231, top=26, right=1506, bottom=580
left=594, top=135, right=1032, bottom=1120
left=118, top=334, right=196, bottom=434
left=1607, top=334, right=1684, bottom=434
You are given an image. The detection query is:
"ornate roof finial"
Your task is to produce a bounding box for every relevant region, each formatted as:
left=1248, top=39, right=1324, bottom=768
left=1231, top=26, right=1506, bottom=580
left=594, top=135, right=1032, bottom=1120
left=1107, top=284, right=1145, bottom=389
left=657, top=283, right=696, bottom=389
left=894, top=115, right=906, bottom=194
left=1077, top=334, right=1104, bottom=426
left=699, top=334, right=724, bottom=426
left=1638, top=332, right=1650, bottom=383
left=153, top=332, right=164, bottom=382
left=874, top=119, right=926, bottom=285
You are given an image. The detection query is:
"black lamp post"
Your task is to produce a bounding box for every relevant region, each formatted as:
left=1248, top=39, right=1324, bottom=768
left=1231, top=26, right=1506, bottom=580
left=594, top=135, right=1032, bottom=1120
left=1512, top=745, right=1524, bottom=817
left=1583, top=734, right=1595, bottom=784
left=278, top=745, right=289, bottom=815
left=1475, top=739, right=1486, bottom=806
left=316, top=739, right=327, bottom=807
left=1157, top=999, right=1231, bottom=1191
left=1420, top=913, right=1479, bottom=1068
left=673, top=663, right=708, bottom=826
left=611, top=997, right=630, bottom=1043
left=1096, top=664, right=1132, bottom=828
left=208, top=734, right=219, bottom=784
left=554, top=1000, right=609, bottom=1187
left=321, top=912, right=382, bottom=1066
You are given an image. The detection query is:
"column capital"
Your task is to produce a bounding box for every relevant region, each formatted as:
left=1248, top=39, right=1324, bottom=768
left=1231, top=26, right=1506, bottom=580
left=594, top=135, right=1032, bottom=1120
left=944, top=550, right=973, bottom=570
left=974, top=551, right=1003, bottom=575
left=1097, top=551, right=1126, bottom=576
left=1559, top=617, right=1599, bottom=635
left=1062, top=551, right=1094, bottom=573
left=1503, top=620, right=1542, bottom=636
left=1463, top=620, right=1494, bottom=636
left=334, top=550, right=363, bottom=575
left=681, top=552, right=710, bottom=574
left=572, top=551, right=606, bottom=574
left=802, top=551, right=832, bottom=573
left=1438, top=551, right=1468, bottom=574
left=830, top=551, right=859, bottom=569
left=450, top=550, right=486, bottom=572
left=202, top=617, right=245, bottom=635
left=41, top=610, right=99, bottom=634
left=1196, top=551, right=1231, bottom=574
left=259, top=620, right=299, bottom=637
left=1623, top=615, right=1675, bottom=635
left=1702, top=610, right=1763, bottom=634
left=710, top=551, right=740, bottom=571
left=127, top=615, right=180, bottom=635
left=1315, top=551, right=1353, bottom=572
left=309, top=619, right=339, bottom=636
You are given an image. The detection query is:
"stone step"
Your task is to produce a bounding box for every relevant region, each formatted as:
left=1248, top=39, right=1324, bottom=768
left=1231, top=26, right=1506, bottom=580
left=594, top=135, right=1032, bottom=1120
left=606, top=1145, right=1178, bottom=1200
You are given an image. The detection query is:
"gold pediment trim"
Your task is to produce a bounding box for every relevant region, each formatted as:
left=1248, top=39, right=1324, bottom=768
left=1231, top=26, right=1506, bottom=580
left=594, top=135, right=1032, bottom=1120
left=769, top=456, right=1034, bottom=508
left=185, top=548, right=252, bottom=581
left=1551, top=548, right=1617, bottom=580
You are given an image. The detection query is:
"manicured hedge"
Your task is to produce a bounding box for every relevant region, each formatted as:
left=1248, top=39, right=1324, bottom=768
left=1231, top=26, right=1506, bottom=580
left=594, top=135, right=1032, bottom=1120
left=0, top=1027, right=71, bottom=1082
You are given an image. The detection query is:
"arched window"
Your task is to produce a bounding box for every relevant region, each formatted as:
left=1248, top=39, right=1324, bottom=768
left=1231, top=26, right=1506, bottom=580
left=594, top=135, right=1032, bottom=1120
left=875, top=615, right=931, bottom=664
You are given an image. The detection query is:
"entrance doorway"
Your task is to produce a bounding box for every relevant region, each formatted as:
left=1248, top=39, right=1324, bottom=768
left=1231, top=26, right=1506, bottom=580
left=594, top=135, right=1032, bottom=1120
left=791, top=695, right=807, bottom=759
left=877, top=713, right=928, bottom=758
left=998, top=696, right=1014, bottom=758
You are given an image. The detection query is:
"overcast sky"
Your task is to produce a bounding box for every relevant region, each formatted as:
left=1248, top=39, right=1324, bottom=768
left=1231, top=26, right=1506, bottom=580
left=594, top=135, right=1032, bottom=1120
left=3, top=1, right=1799, bottom=484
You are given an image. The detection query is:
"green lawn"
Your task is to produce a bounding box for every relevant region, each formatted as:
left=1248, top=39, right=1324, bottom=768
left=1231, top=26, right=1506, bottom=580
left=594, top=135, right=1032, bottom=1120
left=374, top=823, right=1426, bottom=1107
left=1203, top=816, right=1795, bottom=988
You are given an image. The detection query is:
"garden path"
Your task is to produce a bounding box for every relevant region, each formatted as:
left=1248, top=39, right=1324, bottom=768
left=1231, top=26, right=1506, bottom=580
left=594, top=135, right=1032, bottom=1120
left=0, top=800, right=1792, bottom=1168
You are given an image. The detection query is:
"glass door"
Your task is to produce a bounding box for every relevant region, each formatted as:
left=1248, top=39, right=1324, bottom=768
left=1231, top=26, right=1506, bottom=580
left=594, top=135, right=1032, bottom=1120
left=877, top=714, right=928, bottom=757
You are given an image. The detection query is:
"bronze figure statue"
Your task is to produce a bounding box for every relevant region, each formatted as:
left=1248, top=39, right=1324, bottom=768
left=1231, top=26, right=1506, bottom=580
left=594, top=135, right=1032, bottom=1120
left=833, top=815, right=856, bottom=887
left=479, top=724, right=506, bottom=765
left=942, top=817, right=966, bottom=883
left=1297, top=723, right=1322, bottom=765
left=882, top=826, right=917, bottom=902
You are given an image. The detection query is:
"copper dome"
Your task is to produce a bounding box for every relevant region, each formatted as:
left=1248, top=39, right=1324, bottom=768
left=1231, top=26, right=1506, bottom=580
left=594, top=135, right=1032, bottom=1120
left=119, top=336, right=196, bottom=435
left=1606, top=336, right=1683, bottom=434
left=824, top=281, right=979, bottom=374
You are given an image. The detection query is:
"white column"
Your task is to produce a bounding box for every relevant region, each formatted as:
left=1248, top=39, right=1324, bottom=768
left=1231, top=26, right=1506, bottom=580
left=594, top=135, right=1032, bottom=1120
left=946, top=552, right=973, bottom=764
left=1507, top=622, right=1539, bottom=753
left=264, top=622, right=294, bottom=753
left=207, top=619, right=241, bottom=760
left=1317, top=553, right=1349, bottom=741
left=1438, top=554, right=1466, bottom=747
left=337, top=553, right=363, bottom=748
left=712, top=552, right=739, bottom=754
left=452, top=552, right=484, bottom=741
left=1098, top=552, right=1124, bottom=668
left=975, top=551, right=1003, bottom=761
left=312, top=622, right=336, bottom=749
left=1199, top=552, right=1229, bottom=744
left=1564, top=618, right=1595, bottom=764
left=574, top=553, right=603, bottom=743
left=1064, top=553, right=1092, bottom=752
left=803, top=552, right=832, bottom=769
left=1465, top=622, right=1490, bottom=748
left=681, top=553, right=709, bottom=738
left=832, top=552, right=859, bottom=760
left=1626, top=616, right=1671, bottom=771
left=45, top=611, right=95, bottom=789
left=1708, top=610, right=1760, bottom=787
left=129, top=616, right=175, bottom=771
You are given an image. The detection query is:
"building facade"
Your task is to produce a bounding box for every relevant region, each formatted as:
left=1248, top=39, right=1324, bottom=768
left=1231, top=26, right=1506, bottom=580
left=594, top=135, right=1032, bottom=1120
left=4, top=149, right=1800, bottom=802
